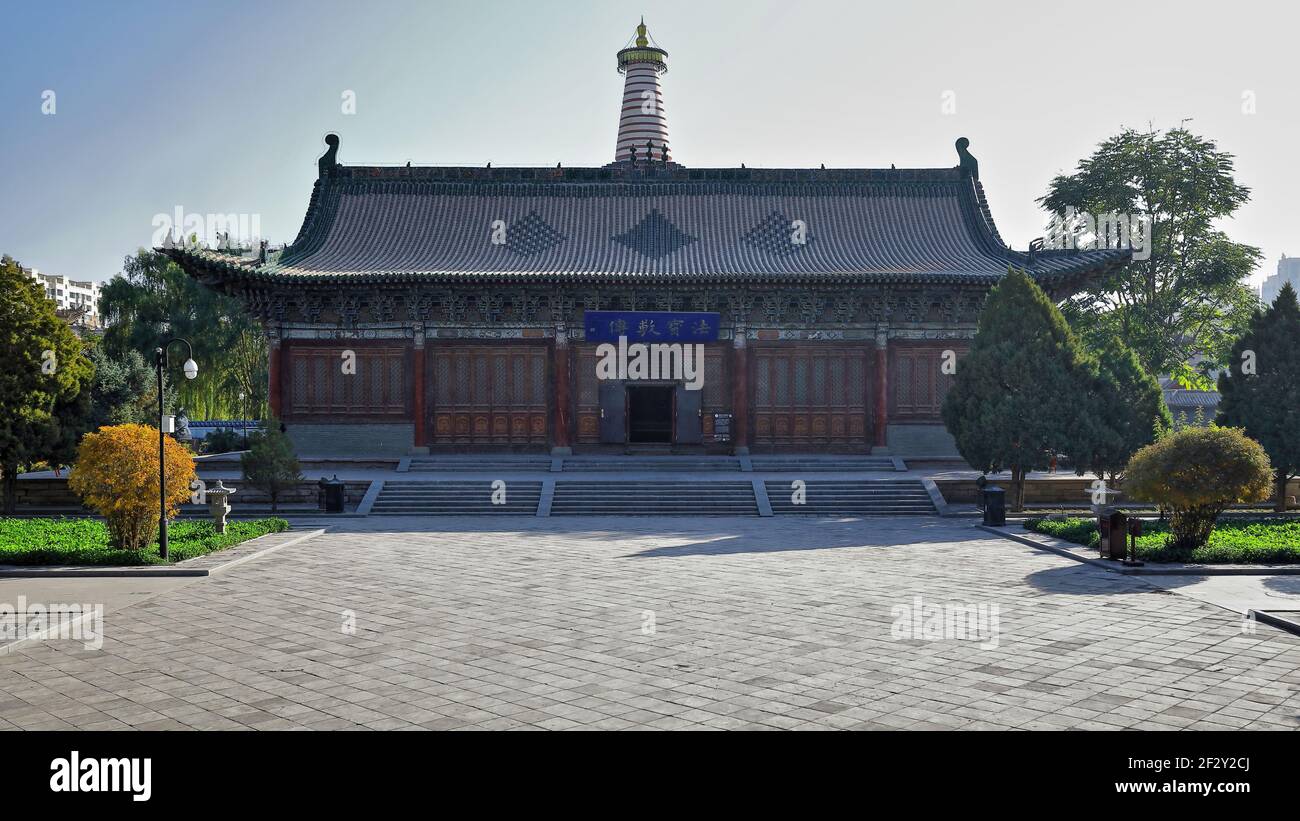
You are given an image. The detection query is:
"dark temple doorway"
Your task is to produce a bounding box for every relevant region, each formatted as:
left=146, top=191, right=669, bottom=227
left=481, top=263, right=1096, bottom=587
left=627, top=385, right=674, bottom=443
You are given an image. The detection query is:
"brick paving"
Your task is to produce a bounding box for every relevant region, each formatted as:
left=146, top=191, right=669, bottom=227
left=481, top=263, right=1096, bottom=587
left=1, top=516, right=1298, bottom=730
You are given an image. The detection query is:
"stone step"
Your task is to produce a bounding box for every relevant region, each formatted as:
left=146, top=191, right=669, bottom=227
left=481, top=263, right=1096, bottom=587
left=371, top=481, right=543, bottom=514
left=750, top=457, right=899, bottom=471
left=562, top=457, right=741, bottom=472
left=754, top=483, right=923, bottom=488
left=377, top=491, right=543, bottom=497
left=377, top=488, right=543, bottom=493
left=370, top=507, right=537, bottom=514
left=768, top=508, right=936, bottom=515
left=764, top=479, right=936, bottom=515
left=378, top=487, right=544, bottom=494
left=407, top=458, right=552, bottom=472
left=765, top=493, right=932, bottom=500
left=551, top=481, right=758, bottom=515
left=766, top=501, right=935, bottom=507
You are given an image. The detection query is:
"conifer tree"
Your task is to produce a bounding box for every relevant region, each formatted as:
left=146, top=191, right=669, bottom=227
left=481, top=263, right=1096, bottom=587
left=1070, top=336, right=1172, bottom=483
left=240, top=420, right=302, bottom=512
left=1216, top=283, right=1300, bottom=511
left=942, top=268, right=1100, bottom=510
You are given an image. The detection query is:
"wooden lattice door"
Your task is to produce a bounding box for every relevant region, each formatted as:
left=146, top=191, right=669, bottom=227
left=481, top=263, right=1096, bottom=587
left=752, top=345, right=869, bottom=448
left=430, top=345, right=548, bottom=445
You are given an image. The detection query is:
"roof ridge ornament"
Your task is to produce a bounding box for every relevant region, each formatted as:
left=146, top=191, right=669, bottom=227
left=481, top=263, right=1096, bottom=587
left=318, top=133, right=340, bottom=179
left=1028, top=237, right=1044, bottom=266
left=955, top=137, right=979, bottom=180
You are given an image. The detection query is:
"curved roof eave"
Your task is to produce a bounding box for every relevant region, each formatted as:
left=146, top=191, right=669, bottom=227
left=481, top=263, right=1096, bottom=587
left=161, top=164, right=1130, bottom=295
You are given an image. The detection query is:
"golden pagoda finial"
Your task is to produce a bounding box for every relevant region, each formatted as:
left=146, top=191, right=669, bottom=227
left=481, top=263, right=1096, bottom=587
left=635, top=18, right=648, bottom=47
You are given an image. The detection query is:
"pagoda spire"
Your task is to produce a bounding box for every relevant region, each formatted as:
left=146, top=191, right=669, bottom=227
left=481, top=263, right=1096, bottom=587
left=614, top=19, right=671, bottom=164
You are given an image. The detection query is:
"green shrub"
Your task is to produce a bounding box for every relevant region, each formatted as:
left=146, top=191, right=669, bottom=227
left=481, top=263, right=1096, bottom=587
left=240, top=420, right=301, bottom=512
left=1024, top=517, right=1101, bottom=548
left=0, top=517, right=289, bottom=565
left=1124, top=427, right=1272, bottom=557
left=1024, top=516, right=1300, bottom=563
left=203, top=428, right=244, bottom=454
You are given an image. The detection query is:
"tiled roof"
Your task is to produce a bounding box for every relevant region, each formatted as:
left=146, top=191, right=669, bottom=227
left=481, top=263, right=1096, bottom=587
left=1162, top=389, right=1222, bottom=409
left=1158, top=377, right=1223, bottom=409
left=167, top=165, right=1129, bottom=288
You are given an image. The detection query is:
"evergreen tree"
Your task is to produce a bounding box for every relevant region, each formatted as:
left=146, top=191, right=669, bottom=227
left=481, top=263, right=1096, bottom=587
left=85, top=339, right=171, bottom=429
left=1216, top=283, right=1300, bottom=511
left=942, top=268, right=1100, bottom=511
left=240, top=421, right=302, bottom=512
left=0, top=255, right=94, bottom=513
left=1070, top=335, right=1172, bottom=482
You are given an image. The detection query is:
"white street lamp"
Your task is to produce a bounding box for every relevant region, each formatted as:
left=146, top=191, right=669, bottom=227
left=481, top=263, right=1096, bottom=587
left=157, top=339, right=198, bottom=560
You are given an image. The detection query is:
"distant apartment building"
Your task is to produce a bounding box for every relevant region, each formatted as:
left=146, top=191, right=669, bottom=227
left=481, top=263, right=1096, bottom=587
left=25, top=267, right=103, bottom=329
left=1260, top=255, right=1300, bottom=306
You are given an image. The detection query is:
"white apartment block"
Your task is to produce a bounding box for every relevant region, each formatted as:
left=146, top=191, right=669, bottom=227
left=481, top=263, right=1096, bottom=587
left=1260, top=255, right=1300, bottom=306
left=25, top=267, right=104, bottom=329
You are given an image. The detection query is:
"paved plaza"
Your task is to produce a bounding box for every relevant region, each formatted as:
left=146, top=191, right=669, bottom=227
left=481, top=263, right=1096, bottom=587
left=2, top=516, right=1298, bottom=730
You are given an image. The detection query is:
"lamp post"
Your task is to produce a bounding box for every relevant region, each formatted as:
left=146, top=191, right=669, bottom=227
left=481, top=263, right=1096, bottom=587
left=157, top=339, right=198, bottom=560
left=238, top=391, right=247, bottom=448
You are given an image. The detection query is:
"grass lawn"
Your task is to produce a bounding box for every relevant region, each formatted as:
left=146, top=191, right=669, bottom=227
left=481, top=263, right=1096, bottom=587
left=1024, top=516, right=1300, bottom=564
left=0, top=517, right=291, bottom=566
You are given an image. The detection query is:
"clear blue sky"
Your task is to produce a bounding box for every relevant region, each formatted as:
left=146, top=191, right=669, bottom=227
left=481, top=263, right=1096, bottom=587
left=3, top=0, right=1296, bottom=288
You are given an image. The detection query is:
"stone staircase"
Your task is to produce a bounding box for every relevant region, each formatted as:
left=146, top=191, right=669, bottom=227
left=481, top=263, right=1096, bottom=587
left=764, top=479, right=936, bottom=515
left=561, top=456, right=742, bottom=472
left=365, top=474, right=934, bottom=517
left=370, top=481, right=543, bottom=514
left=750, top=456, right=900, bottom=472
left=550, top=481, right=758, bottom=515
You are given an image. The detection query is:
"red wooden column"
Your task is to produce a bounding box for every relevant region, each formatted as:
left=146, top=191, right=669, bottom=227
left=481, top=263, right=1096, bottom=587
left=411, top=335, right=426, bottom=450
left=731, top=329, right=749, bottom=454
left=267, top=337, right=283, bottom=419
left=873, top=332, right=889, bottom=450
left=551, top=328, right=572, bottom=454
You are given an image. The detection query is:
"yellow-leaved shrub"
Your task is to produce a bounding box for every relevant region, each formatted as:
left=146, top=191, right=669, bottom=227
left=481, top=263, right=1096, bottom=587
left=68, top=424, right=196, bottom=551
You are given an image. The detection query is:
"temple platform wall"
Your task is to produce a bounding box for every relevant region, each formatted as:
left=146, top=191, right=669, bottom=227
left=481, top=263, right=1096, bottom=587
left=885, top=423, right=960, bottom=458
left=287, top=422, right=416, bottom=457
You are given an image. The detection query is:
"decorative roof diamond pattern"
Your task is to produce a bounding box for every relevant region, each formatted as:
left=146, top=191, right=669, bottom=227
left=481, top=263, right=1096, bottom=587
left=504, top=211, right=566, bottom=256
left=741, top=211, right=814, bottom=257
left=611, top=208, right=697, bottom=259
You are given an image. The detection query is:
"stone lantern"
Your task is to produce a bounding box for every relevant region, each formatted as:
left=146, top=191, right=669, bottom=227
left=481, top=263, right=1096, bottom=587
left=206, top=479, right=237, bottom=533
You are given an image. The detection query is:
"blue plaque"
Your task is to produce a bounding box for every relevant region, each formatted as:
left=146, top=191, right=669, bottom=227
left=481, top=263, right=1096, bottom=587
left=584, top=311, right=720, bottom=343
